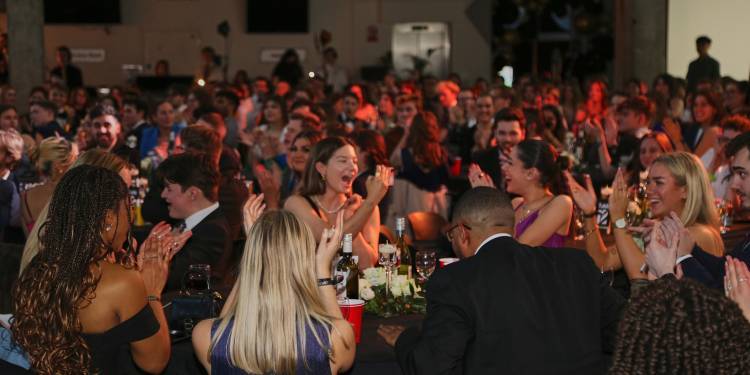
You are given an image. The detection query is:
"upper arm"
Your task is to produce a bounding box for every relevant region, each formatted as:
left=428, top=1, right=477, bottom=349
left=329, top=320, right=355, bottom=373
left=284, top=195, right=327, bottom=241
left=517, top=196, right=573, bottom=247
left=192, top=319, right=214, bottom=373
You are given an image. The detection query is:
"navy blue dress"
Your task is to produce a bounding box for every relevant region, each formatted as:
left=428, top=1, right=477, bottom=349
left=210, top=318, right=331, bottom=374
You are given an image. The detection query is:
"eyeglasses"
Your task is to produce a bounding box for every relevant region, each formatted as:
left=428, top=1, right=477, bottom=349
left=444, top=222, right=471, bottom=242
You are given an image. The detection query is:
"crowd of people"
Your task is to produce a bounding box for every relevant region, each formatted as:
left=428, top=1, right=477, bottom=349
left=1, top=33, right=750, bottom=374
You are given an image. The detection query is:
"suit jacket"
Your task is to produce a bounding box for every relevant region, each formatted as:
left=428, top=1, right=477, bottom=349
left=165, top=207, right=232, bottom=292
left=472, top=146, right=505, bottom=191
left=682, top=239, right=750, bottom=289
left=395, top=236, right=625, bottom=375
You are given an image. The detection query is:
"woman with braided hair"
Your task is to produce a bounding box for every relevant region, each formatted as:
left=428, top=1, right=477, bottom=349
left=610, top=276, right=750, bottom=374
left=11, top=165, right=172, bottom=374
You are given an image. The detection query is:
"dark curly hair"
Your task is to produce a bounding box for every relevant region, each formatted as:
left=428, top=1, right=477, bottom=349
left=12, top=165, right=131, bottom=374
left=610, top=276, right=750, bottom=374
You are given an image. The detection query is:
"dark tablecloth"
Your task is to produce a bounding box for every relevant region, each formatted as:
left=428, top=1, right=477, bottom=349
left=119, top=313, right=422, bottom=374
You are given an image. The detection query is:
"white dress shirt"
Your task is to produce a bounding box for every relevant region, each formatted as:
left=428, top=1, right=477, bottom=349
left=184, top=202, right=219, bottom=231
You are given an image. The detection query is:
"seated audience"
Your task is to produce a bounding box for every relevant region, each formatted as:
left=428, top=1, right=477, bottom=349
left=29, top=100, right=65, bottom=142
left=378, top=187, right=625, bottom=374
left=610, top=276, right=750, bottom=374
left=503, top=139, right=573, bottom=247
left=12, top=165, right=170, bottom=374
left=156, top=152, right=231, bottom=291
left=469, top=107, right=526, bottom=190
left=19, top=149, right=133, bottom=275
left=20, top=137, right=77, bottom=235
left=285, top=136, right=391, bottom=269
left=192, top=210, right=355, bottom=374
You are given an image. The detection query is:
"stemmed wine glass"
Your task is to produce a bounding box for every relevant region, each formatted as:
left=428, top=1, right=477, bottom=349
left=415, top=250, right=436, bottom=283
left=378, top=244, right=398, bottom=294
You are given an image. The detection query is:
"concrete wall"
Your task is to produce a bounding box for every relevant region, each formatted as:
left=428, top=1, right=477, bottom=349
left=667, top=0, right=750, bottom=80
left=36, top=0, right=490, bottom=86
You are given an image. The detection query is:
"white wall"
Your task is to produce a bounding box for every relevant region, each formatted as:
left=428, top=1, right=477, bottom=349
left=38, top=0, right=490, bottom=86
left=667, top=0, right=750, bottom=80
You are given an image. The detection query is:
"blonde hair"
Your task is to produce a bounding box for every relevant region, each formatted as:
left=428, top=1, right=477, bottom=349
left=30, top=137, right=77, bottom=179
left=0, top=129, right=24, bottom=160
left=19, top=150, right=129, bottom=275
left=652, top=152, right=720, bottom=228
left=210, top=210, right=334, bottom=374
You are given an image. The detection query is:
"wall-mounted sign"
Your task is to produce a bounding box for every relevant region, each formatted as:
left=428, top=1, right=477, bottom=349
left=71, top=48, right=106, bottom=63
left=259, top=48, right=306, bottom=63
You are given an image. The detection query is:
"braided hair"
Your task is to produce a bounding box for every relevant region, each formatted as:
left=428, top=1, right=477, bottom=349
left=12, top=165, right=131, bottom=374
left=610, top=276, right=750, bottom=374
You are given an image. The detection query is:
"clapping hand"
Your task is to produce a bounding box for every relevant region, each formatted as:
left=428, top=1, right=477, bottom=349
left=137, top=230, right=171, bottom=296
left=608, top=168, right=628, bottom=220
left=564, top=172, right=596, bottom=216
left=243, top=192, right=266, bottom=235
left=725, top=256, right=750, bottom=322
left=316, top=211, right=344, bottom=269
left=468, top=163, right=495, bottom=188
left=365, top=165, right=392, bottom=204
left=142, top=221, right=193, bottom=263
left=644, top=221, right=682, bottom=279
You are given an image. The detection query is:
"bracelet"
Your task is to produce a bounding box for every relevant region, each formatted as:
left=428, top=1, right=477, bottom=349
left=582, top=211, right=597, bottom=218
left=317, top=278, right=336, bottom=287
left=146, top=295, right=161, bottom=302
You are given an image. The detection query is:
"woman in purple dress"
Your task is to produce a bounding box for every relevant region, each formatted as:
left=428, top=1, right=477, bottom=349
left=502, top=139, right=572, bottom=247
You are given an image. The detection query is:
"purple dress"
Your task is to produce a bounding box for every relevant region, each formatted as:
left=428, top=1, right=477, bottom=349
left=514, top=208, right=566, bottom=248
left=210, top=317, right=331, bottom=374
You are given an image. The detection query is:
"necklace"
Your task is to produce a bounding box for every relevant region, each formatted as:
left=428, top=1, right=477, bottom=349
left=518, top=195, right=552, bottom=222
left=312, top=195, right=347, bottom=214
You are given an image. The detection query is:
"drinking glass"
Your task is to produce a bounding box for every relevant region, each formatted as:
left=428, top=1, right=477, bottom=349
left=183, top=264, right=211, bottom=295
left=416, top=250, right=437, bottom=282
left=379, top=244, right=398, bottom=293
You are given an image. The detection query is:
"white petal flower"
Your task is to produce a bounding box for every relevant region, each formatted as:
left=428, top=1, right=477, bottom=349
left=390, top=285, right=403, bottom=297
left=360, top=287, right=375, bottom=301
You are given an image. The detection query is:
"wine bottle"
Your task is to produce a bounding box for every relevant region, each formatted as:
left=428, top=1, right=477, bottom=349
left=395, top=217, right=412, bottom=278
left=334, top=233, right=358, bottom=300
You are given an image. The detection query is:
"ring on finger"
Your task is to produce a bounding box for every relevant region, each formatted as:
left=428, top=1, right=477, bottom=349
left=740, top=278, right=748, bottom=283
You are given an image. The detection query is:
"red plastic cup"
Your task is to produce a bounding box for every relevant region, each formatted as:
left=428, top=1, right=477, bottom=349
left=439, top=257, right=459, bottom=268
left=339, top=299, right=365, bottom=343
left=450, top=157, right=462, bottom=177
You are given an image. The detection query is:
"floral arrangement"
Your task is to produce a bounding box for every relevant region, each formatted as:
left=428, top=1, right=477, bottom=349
left=359, top=267, right=426, bottom=317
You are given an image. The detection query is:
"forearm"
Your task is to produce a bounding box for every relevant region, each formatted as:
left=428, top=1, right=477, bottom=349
left=342, top=199, right=377, bottom=238
left=582, top=217, right=611, bottom=269
left=596, top=140, right=615, bottom=178
left=353, top=233, right=377, bottom=270
left=316, top=262, right=344, bottom=319
left=613, top=229, right=647, bottom=280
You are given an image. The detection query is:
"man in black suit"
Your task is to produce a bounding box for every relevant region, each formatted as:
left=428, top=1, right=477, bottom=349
left=49, top=46, right=84, bottom=89
left=681, top=132, right=750, bottom=288
left=156, top=152, right=232, bottom=292
left=378, top=187, right=625, bottom=374
left=470, top=108, right=525, bottom=190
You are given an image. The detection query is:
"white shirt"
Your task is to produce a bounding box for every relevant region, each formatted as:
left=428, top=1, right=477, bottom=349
left=475, top=232, right=513, bottom=255
left=184, top=202, right=219, bottom=231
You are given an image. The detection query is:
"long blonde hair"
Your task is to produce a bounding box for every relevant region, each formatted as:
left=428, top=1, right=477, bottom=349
left=19, top=150, right=129, bottom=274
left=652, top=152, right=720, bottom=228
left=211, top=210, right=334, bottom=374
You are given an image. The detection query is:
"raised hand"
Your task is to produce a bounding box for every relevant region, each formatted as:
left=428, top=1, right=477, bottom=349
left=565, top=172, right=597, bottom=215
left=243, top=193, right=266, bottom=235
left=139, top=232, right=170, bottom=296
left=660, top=212, right=695, bottom=257
left=316, top=211, right=344, bottom=268
left=365, top=165, right=392, bottom=204
left=468, top=163, right=495, bottom=188
left=608, top=168, right=628, bottom=220
left=726, top=256, right=750, bottom=322
left=644, top=221, right=679, bottom=278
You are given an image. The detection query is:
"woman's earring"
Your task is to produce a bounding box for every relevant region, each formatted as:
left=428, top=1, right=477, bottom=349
left=105, top=224, right=112, bottom=232
left=321, top=173, right=326, bottom=182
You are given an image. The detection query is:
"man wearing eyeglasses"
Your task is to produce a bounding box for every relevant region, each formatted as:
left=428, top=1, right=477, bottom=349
left=379, top=187, right=625, bottom=374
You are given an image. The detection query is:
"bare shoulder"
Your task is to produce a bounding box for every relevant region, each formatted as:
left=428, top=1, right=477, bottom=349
left=550, top=194, right=573, bottom=208
left=192, top=318, right=215, bottom=370
left=283, top=194, right=306, bottom=210
left=98, top=263, right=146, bottom=300
left=689, top=224, right=724, bottom=255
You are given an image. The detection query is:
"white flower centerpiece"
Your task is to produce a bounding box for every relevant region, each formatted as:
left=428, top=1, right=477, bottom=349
left=359, top=262, right=425, bottom=317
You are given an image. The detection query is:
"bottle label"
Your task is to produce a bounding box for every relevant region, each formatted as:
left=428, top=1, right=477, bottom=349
left=334, top=269, right=349, bottom=300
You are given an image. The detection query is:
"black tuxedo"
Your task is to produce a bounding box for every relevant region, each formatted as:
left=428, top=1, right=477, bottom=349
left=471, top=146, right=505, bottom=191
left=682, top=239, right=750, bottom=289
left=395, top=235, right=625, bottom=374
left=165, top=207, right=232, bottom=292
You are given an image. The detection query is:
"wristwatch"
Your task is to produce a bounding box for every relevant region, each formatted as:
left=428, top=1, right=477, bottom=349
left=613, top=217, right=627, bottom=230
